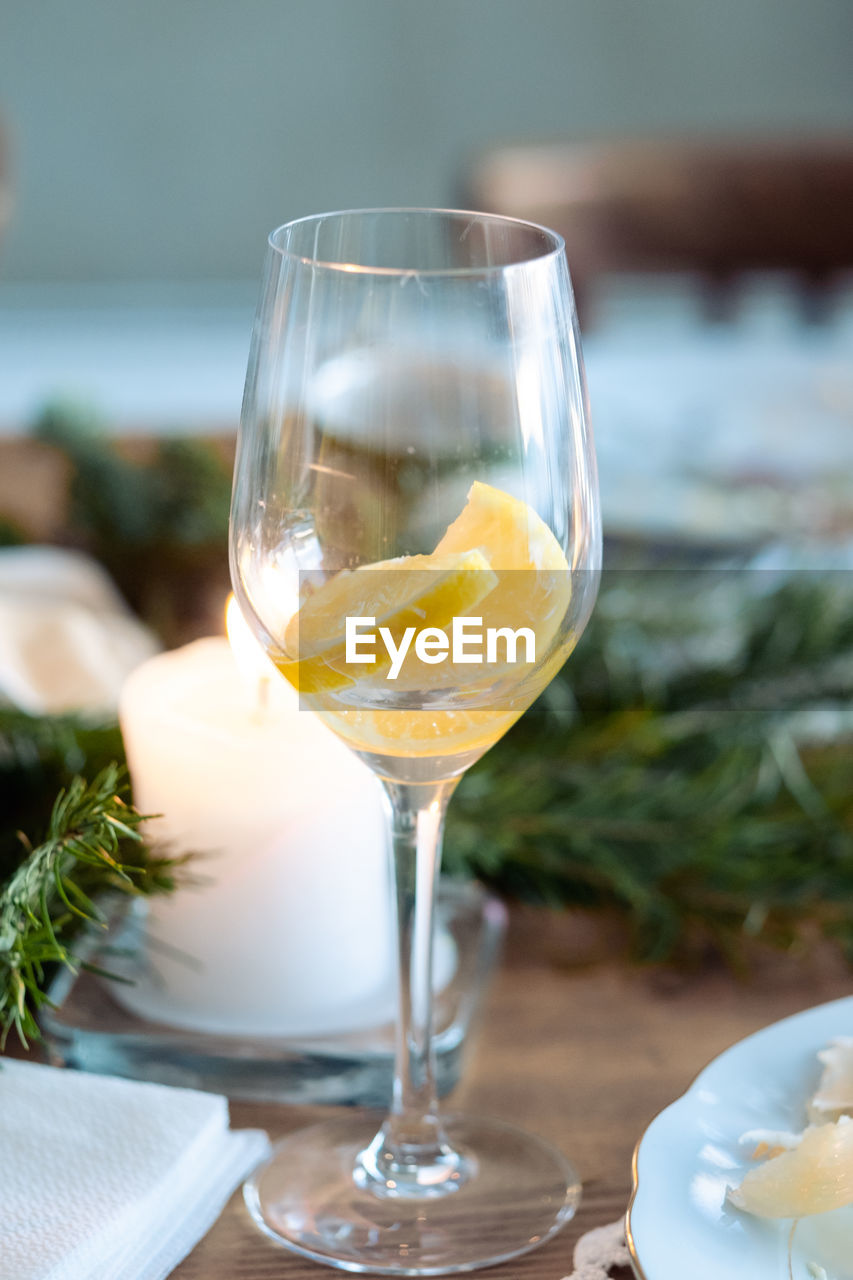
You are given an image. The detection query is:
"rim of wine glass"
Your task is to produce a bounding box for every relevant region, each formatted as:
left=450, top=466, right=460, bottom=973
left=267, top=206, right=566, bottom=278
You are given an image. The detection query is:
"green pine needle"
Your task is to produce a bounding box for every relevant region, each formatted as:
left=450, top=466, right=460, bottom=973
left=0, top=765, right=186, bottom=1049
left=32, top=401, right=233, bottom=641
left=446, top=569, right=853, bottom=966
left=2, top=561, right=853, bottom=1045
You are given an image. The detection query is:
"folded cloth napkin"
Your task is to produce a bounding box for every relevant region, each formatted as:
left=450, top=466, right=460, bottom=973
left=0, top=1058, right=270, bottom=1280
left=0, top=545, right=158, bottom=715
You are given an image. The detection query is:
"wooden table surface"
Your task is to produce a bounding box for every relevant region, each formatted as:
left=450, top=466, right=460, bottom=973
left=165, top=907, right=851, bottom=1280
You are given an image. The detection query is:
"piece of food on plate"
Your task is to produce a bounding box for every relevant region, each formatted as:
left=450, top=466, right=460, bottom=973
left=729, top=1117, right=853, bottom=1218
left=728, top=1038, right=853, bottom=1222
left=809, top=1038, right=853, bottom=1124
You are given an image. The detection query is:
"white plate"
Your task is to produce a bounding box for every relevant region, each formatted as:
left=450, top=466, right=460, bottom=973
left=627, top=996, right=853, bottom=1280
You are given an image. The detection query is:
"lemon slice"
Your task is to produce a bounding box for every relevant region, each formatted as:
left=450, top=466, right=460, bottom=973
left=275, top=482, right=574, bottom=759
left=435, top=481, right=571, bottom=666
left=435, top=480, right=569, bottom=572
left=729, top=1118, right=853, bottom=1218
left=277, top=548, right=497, bottom=693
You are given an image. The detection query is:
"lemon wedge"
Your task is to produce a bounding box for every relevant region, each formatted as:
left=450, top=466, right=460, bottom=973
left=277, top=548, right=496, bottom=693
left=275, top=482, right=573, bottom=759
left=435, top=480, right=569, bottom=572
left=435, top=480, right=571, bottom=667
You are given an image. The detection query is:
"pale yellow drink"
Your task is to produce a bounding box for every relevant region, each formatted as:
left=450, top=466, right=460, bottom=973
left=270, top=483, right=573, bottom=777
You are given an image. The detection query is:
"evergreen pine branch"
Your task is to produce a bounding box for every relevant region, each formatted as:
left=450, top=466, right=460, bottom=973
left=33, top=401, right=232, bottom=554
left=3, top=562, right=853, bottom=1021
left=0, top=765, right=187, bottom=1048
left=31, top=401, right=232, bottom=640
left=446, top=568, right=853, bottom=965
left=0, top=707, right=127, bottom=882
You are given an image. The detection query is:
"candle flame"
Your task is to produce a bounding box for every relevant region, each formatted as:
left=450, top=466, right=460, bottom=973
left=225, top=595, right=276, bottom=716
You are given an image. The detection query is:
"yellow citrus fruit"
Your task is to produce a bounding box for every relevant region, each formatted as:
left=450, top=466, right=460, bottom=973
left=276, top=482, right=572, bottom=760
left=435, top=480, right=569, bottom=571
left=316, top=701, right=526, bottom=763
left=435, top=480, right=571, bottom=669
left=276, top=548, right=497, bottom=694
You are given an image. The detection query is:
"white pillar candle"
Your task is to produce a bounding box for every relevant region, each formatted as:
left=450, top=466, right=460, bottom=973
left=117, top=624, right=396, bottom=1037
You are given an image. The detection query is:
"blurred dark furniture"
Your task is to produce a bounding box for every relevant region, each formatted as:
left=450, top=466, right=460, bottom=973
left=463, top=137, right=853, bottom=321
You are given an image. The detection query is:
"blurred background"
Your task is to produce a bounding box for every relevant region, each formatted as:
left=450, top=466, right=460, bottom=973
left=0, top=0, right=852, bottom=461
left=2, top=0, right=853, bottom=591
left=3, top=0, right=853, bottom=284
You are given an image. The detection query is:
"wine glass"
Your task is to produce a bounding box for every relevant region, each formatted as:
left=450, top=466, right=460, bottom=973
left=230, top=208, right=600, bottom=1274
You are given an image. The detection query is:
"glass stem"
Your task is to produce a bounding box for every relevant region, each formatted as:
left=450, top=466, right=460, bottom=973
left=356, top=777, right=472, bottom=1199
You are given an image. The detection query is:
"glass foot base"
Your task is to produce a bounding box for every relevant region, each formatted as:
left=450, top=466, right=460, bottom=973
left=244, top=1111, right=581, bottom=1275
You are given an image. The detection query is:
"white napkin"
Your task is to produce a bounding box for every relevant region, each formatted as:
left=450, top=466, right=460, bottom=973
left=0, top=546, right=158, bottom=714
left=0, top=1058, right=270, bottom=1280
